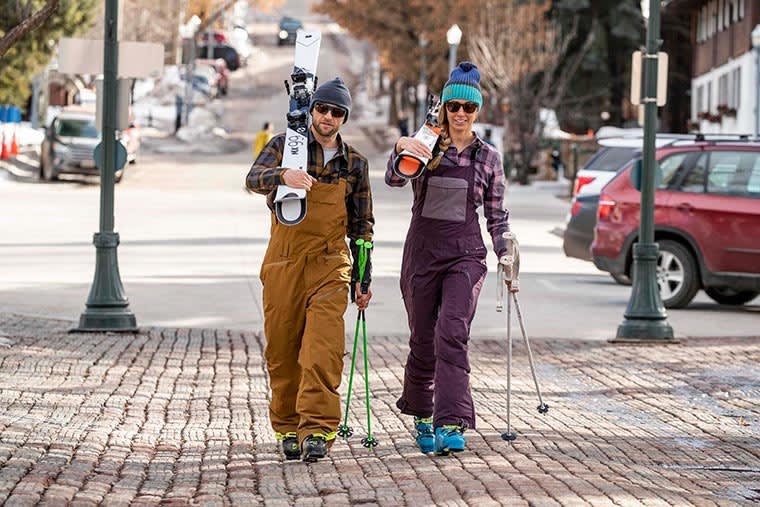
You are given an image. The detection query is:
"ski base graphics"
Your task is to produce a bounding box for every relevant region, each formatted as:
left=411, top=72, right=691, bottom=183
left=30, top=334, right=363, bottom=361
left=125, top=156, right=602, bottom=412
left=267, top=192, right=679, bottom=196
left=274, top=30, right=322, bottom=225
left=393, top=96, right=442, bottom=180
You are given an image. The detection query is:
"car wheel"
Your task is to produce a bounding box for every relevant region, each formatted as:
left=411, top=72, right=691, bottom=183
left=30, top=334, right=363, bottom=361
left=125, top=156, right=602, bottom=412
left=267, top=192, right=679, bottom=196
left=656, top=239, right=699, bottom=309
left=610, top=272, right=632, bottom=286
left=704, top=287, right=759, bottom=306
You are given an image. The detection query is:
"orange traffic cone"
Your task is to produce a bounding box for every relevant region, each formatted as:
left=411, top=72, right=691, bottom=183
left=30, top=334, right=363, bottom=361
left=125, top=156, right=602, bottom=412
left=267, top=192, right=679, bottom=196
left=10, top=130, right=18, bottom=156
left=0, top=133, right=9, bottom=160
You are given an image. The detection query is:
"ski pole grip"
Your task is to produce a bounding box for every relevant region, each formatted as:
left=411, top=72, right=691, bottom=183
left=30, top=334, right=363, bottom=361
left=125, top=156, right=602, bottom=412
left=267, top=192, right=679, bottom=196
left=357, top=240, right=373, bottom=295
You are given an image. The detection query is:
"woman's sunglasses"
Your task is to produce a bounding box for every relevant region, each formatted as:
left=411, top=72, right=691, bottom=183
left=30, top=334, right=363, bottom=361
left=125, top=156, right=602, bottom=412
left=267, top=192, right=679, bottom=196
left=445, top=101, right=479, bottom=114
left=313, top=103, right=347, bottom=118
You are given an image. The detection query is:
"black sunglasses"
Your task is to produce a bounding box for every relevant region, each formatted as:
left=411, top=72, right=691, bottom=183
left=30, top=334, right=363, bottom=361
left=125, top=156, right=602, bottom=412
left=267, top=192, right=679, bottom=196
left=313, top=103, right=347, bottom=118
left=445, top=101, right=478, bottom=114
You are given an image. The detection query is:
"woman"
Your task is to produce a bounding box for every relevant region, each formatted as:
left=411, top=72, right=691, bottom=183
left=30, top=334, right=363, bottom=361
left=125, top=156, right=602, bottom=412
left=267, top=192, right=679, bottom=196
left=386, top=62, right=512, bottom=455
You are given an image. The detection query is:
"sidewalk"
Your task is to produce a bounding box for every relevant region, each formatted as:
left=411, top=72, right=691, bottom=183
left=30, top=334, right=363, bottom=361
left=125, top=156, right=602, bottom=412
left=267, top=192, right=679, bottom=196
left=0, top=313, right=757, bottom=506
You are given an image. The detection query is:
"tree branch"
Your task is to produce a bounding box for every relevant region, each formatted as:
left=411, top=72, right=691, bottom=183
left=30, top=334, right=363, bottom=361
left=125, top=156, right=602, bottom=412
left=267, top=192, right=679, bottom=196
left=0, top=0, right=60, bottom=60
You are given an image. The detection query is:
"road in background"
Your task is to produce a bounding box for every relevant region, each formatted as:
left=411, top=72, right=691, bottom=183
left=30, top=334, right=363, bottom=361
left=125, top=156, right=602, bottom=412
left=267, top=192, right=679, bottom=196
left=1, top=2, right=757, bottom=339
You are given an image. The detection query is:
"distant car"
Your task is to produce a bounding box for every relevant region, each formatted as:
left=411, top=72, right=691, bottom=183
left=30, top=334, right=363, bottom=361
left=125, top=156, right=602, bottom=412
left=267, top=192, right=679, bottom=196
left=591, top=140, right=760, bottom=308
left=278, top=16, right=303, bottom=45
left=196, top=58, right=229, bottom=96
left=197, top=44, right=241, bottom=71
left=40, top=107, right=135, bottom=182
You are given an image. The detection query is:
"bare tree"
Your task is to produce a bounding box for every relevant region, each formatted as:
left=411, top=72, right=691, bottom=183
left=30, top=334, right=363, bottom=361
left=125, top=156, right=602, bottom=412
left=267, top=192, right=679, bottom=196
left=0, top=0, right=60, bottom=59
left=468, top=0, right=594, bottom=184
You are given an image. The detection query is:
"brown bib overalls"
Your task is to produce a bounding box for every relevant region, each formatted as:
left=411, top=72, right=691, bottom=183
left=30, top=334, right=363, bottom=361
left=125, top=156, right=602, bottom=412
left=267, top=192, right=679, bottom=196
left=260, top=180, right=352, bottom=445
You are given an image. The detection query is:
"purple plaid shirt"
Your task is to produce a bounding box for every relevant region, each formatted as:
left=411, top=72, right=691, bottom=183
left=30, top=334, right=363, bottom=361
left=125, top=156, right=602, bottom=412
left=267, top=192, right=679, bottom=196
left=385, top=134, right=511, bottom=256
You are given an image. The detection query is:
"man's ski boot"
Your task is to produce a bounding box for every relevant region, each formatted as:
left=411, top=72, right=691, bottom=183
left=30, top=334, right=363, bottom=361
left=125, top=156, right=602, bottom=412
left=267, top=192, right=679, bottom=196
left=434, top=425, right=466, bottom=456
left=301, top=434, right=328, bottom=462
left=280, top=432, right=301, bottom=461
left=414, top=417, right=435, bottom=453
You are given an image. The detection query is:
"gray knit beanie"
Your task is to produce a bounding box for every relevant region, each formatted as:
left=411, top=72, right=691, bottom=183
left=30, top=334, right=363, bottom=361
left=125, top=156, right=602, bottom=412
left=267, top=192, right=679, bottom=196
left=310, top=77, right=352, bottom=123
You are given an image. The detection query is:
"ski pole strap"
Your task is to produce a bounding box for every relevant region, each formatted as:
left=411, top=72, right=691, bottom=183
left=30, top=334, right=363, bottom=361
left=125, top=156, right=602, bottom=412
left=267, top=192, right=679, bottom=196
left=350, top=238, right=373, bottom=300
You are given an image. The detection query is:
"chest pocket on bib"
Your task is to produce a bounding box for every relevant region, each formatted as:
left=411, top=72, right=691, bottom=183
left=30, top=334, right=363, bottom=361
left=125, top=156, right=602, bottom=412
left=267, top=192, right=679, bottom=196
left=421, top=176, right=468, bottom=222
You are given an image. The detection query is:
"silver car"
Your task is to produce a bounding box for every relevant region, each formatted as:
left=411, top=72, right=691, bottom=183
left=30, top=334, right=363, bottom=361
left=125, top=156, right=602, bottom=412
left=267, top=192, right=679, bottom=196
left=40, top=108, right=135, bottom=182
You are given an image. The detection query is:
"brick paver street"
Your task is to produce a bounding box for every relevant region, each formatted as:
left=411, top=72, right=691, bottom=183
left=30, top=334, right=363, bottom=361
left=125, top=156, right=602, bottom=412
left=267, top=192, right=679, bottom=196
left=0, top=313, right=757, bottom=506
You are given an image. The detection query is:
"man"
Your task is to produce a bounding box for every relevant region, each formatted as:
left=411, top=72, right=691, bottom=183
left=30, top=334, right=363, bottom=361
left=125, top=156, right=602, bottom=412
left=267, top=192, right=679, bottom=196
left=245, top=77, right=374, bottom=462
left=253, top=121, right=274, bottom=158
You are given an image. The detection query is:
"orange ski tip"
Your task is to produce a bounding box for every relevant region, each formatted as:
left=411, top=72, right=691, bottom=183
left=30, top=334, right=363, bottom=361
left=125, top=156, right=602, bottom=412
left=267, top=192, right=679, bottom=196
left=398, top=156, right=422, bottom=177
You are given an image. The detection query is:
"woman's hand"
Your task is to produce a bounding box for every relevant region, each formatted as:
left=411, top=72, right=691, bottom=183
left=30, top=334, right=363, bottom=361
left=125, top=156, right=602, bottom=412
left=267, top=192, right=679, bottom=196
left=282, top=169, right=317, bottom=190
left=396, top=136, right=432, bottom=159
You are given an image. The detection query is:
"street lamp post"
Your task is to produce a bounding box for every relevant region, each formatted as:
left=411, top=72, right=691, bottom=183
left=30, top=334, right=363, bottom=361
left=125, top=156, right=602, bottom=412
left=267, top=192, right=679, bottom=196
left=752, top=25, right=760, bottom=139
left=76, top=0, right=137, bottom=331
left=447, top=24, right=462, bottom=75
left=417, top=35, right=429, bottom=126
left=613, top=0, right=674, bottom=342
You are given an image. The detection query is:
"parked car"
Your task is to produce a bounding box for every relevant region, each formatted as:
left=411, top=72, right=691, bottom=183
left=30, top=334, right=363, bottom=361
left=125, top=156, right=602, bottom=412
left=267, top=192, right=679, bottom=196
left=40, top=107, right=136, bottom=182
left=573, top=135, right=697, bottom=197
left=197, top=44, right=241, bottom=71
left=196, top=58, right=229, bottom=96
left=278, top=16, right=303, bottom=45
left=591, top=140, right=760, bottom=308
left=565, top=136, right=678, bottom=284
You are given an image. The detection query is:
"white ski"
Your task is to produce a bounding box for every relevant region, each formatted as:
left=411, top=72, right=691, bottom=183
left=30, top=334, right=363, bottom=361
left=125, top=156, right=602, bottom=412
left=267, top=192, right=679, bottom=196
left=274, top=29, right=322, bottom=226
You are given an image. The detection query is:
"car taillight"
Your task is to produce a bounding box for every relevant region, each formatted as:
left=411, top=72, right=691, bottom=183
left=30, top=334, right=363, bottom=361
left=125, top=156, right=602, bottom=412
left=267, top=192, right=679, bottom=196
left=573, top=175, right=595, bottom=196
left=570, top=199, right=582, bottom=217
left=597, top=194, right=615, bottom=221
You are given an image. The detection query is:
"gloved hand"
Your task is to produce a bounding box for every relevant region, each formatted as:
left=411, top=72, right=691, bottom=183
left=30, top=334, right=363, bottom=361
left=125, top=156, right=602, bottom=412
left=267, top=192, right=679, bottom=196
left=499, top=232, right=520, bottom=293
left=350, top=238, right=372, bottom=303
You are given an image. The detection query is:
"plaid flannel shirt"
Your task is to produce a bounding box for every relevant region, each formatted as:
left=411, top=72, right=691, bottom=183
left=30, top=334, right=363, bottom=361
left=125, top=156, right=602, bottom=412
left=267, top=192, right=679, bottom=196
left=385, top=134, right=510, bottom=256
left=246, top=129, right=374, bottom=243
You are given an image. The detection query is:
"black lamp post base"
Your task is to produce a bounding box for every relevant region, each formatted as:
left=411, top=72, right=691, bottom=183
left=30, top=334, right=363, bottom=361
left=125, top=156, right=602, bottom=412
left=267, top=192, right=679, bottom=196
left=74, top=308, right=138, bottom=333
left=611, top=319, right=677, bottom=343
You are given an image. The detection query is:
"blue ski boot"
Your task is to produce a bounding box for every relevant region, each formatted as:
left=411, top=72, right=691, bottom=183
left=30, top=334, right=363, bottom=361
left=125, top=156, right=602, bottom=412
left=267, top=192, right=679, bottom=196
left=414, top=417, right=434, bottom=453
left=434, top=425, right=466, bottom=455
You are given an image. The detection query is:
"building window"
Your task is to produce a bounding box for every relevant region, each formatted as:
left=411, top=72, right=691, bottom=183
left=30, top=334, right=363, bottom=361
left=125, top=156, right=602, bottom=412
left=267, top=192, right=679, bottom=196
left=731, top=67, right=741, bottom=109
left=707, top=81, right=712, bottom=112
left=718, top=74, right=728, bottom=107
left=718, top=0, right=724, bottom=31
left=696, top=85, right=704, bottom=115
left=738, top=0, right=745, bottom=20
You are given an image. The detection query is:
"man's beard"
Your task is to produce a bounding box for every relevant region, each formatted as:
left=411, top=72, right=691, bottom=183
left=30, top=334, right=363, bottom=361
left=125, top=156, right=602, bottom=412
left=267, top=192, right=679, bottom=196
left=314, top=121, right=340, bottom=138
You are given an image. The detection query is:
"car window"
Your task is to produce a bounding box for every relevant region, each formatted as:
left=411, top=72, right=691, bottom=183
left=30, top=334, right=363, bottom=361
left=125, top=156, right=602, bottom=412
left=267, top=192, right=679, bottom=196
left=657, top=153, right=690, bottom=189
left=582, top=146, right=636, bottom=172
left=678, top=153, right=707, bottom=193
left=748, top=157, right=760, bottom=195
left=56, top=118, right=99, bottom=139
left=707, top=151, right=760, bottom=197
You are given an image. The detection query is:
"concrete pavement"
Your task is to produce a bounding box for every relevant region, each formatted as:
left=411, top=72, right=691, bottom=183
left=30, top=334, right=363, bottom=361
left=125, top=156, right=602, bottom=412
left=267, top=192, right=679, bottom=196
left=0, top=312, right=757, bottom=506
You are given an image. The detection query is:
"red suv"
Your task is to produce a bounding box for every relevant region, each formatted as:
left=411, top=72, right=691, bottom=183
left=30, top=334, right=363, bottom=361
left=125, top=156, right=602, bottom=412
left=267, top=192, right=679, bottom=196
left=591, top=140, right=760, bottom=308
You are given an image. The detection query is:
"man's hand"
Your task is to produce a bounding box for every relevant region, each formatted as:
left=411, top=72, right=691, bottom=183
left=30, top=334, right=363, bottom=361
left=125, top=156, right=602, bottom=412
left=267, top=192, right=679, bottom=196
left=282, top=169, right=316, bottom=190
left=396, top=136, right=432, bottom=159
left=355, top=282, right=372, bottom=310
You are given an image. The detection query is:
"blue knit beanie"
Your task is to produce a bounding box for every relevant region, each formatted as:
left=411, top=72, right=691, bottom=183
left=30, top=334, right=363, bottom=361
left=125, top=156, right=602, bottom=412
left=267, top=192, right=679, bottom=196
left=441, top=61, right=483, bottom=109
left=310, top=77, right=352, bottom=123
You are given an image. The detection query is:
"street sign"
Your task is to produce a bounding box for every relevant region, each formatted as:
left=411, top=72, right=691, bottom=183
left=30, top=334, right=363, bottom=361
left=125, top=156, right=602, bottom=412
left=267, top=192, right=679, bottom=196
left=630, top=51, right=669, bottom=107
left=93, top=141, right=128, bottom=172
left=95, top=79, right=132, bottom=130
left=58, top=38, right=163, bottom=77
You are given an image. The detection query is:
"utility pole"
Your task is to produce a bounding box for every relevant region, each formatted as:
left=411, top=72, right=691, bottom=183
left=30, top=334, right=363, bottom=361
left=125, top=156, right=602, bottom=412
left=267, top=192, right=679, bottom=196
left=76, top=0, right=137, bottom=332
left=613, top=0, right=674, bottom=343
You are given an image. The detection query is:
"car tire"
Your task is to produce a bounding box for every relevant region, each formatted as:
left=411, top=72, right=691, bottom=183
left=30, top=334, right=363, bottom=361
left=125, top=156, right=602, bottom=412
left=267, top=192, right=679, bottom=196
left=610, top=272, right=632, bottom=286
left=657, top=240, right=699, bottom=309
left=704, top=287, right=759, bottom=306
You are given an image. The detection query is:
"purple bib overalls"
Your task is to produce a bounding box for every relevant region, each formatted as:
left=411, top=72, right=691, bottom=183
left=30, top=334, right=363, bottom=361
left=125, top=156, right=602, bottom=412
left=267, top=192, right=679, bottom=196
left=396, top=150, right=488, bottom=429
